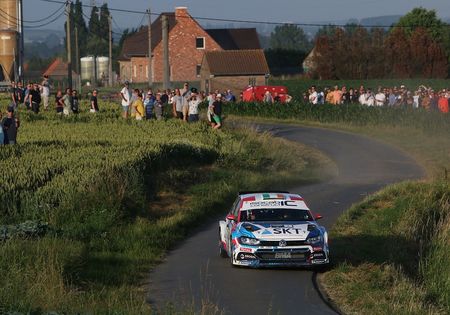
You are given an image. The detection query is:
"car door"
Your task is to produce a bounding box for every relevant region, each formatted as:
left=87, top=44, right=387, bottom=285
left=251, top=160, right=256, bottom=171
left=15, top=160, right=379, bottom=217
left=225, top=197, right=240, bottom=245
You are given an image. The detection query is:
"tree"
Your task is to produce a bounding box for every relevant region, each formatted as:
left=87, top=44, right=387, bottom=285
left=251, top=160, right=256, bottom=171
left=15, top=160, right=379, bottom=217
left=86, top=5, right=108, bottom=56
left=99, top=4, right=110, bottom=37
left=269, top=24, right=312, bottom=52
left=312, top=35, right=335, bottom=79
left=88, top=5, right=100, bottom=36
left=395, top=7, right=445, bottom=41
left=73, top=0, right=88, bottom=58
left=384, top=28, right=411, bottom=78
left=368, top=28, right=386, bottom=79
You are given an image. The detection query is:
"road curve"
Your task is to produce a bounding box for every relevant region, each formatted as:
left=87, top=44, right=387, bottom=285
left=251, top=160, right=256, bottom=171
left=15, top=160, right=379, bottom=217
left=147, top=124, right=424, bottom=315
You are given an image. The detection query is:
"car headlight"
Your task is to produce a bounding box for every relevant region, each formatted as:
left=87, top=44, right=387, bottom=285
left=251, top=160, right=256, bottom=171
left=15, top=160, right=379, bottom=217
left=239, top=236, right=260, bottom=245
left=306, top=235, right=322, bottom=245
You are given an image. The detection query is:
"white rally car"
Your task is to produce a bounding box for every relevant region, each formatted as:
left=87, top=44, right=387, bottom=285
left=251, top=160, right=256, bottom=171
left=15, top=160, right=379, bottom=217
left=219, top=191, right=329, bottom=268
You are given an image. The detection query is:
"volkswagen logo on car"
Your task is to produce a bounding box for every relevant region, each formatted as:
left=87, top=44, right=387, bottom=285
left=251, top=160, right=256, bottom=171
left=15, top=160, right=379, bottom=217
left=279, top=239, right=287, bottom=247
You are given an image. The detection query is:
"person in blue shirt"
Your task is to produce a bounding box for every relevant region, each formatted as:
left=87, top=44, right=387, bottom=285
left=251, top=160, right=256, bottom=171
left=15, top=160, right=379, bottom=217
left=144, top=90, right=156, bottom=120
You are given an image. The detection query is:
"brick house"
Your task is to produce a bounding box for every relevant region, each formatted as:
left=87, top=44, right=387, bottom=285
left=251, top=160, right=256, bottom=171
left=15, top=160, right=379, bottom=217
left=200, top=49, right=269, bottom=93
left=119, top=7, right=267, bottom=85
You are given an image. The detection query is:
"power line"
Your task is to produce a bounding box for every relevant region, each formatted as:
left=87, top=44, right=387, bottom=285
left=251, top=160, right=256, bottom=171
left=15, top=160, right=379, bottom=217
left=38, top=0, right=450, bottom=29
left=22, top=10, right=67, bottom=29
left=0, top=1, right=66, bottom=24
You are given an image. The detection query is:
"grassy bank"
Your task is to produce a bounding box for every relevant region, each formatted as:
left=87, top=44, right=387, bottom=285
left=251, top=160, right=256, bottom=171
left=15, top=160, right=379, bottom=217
left=0, top=103, right=333, bottom=314
left=224, top=102, right=449, bottom=314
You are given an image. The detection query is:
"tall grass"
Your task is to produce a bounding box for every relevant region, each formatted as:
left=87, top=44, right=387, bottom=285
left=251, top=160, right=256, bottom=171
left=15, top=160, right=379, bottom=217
left=0, top=102, right=333, bottom=314
left=323, top=181, right=449, bottom=314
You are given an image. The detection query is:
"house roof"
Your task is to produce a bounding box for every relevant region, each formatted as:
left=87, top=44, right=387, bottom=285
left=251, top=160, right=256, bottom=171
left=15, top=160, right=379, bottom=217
left=120, top=13, right=177, bottom=59
left=205, top=28, right=261, bottom=50
left=43, top=58, right=77, bottom=77
left=203, top=49, right=269, bottom=76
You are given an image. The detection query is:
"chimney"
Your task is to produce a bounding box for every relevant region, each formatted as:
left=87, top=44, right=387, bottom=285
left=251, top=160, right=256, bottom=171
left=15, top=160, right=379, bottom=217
left=175, top=7, right=188, bottom=21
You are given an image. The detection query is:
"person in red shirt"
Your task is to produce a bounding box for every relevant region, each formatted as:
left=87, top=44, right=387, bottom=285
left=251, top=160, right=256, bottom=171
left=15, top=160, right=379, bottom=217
left=437, top=91, right=449, bottom=113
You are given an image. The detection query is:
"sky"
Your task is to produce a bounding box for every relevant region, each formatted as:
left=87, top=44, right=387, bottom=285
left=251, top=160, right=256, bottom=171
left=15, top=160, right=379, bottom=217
left=22, top=0, right=450, bottom=31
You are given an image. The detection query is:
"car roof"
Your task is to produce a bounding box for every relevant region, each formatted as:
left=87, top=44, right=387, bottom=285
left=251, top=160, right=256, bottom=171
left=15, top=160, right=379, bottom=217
left=238, top=192, right=310, bottom=211
left=239, top=192, right=303, bottom=201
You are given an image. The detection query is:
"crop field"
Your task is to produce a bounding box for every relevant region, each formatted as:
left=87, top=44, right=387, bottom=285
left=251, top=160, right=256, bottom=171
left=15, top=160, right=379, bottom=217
left=0, top=99, right=333, bottom=314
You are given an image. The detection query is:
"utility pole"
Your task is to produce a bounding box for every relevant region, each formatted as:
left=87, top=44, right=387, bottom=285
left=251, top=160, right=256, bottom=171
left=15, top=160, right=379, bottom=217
left=108, top=14, right=113, bottom=87
left=162, top=14, right=170, bottom=89
left=66, top=1, right=73, bottom=89
left=75, top=26, right=81, bottom=91
left=147, top=8, right=152, bottom=87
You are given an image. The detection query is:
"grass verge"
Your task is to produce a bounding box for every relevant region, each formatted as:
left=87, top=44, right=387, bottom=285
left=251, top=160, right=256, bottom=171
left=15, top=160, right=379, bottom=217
left=0, top=104, right=334, bottom=314
left=225, top=106, right=449, bottom=314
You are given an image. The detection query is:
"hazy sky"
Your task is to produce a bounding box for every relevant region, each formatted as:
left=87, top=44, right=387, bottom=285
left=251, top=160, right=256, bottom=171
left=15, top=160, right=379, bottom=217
left=23, top=0, right=450, bottom=30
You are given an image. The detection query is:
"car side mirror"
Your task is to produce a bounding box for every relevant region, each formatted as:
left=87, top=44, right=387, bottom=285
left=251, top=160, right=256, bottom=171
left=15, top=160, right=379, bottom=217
left=315, top=214, right=323, bottom=220
left=226, top=214, right=237, bottom=221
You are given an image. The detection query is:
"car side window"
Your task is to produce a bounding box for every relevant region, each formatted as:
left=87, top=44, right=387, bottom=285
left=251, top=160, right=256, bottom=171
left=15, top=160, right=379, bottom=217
left=231, top=197, right=240, bottom=217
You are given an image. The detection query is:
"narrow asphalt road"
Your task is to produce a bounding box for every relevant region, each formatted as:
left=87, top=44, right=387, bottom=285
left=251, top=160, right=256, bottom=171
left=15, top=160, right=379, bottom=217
left=147, top=124, right=424, bottom=315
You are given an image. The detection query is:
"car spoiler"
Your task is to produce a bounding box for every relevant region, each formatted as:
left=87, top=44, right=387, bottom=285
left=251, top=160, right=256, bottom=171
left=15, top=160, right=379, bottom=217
left=238, top=191, right=290, bottom=196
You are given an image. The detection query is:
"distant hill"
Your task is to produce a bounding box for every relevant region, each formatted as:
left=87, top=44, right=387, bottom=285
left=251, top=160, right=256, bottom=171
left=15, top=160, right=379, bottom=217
left=359, top=15, right=402, bottom=27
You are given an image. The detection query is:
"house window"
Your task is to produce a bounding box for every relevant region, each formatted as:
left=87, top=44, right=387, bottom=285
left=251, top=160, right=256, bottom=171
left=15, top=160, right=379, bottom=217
left=139, top=65, right=143, bottom=79
left=146, top=65, right=148, bottom=78
left=133, top=65, right=137, bottom=78
left=196, top=37, right=205, bottom=49
left=196, top=64, right=201, bottom=77
left=249, top=77, right=256, bottom=86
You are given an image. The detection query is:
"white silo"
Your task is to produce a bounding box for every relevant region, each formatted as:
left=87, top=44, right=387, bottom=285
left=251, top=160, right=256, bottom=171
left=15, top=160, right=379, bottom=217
left=80, top=56, right=95, bottom=81
left=96, top=56, right=109, bottom=80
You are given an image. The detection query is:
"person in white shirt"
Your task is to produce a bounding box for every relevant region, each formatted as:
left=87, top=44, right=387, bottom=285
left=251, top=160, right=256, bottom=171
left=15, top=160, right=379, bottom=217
left=375, top=88, right=386, bottom=106
left=309, top=86, right=318, bottom=104
left=41, top=75, right=50, bottom=110
left=188, top=93, right=201, bottom=122
left=120, top=81, right=131, bottom=119
left=365, top=89, right=375, bottom=106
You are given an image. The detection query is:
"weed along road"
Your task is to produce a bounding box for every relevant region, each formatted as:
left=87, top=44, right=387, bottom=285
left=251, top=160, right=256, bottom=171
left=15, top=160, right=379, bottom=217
left=147, top=124, right=424, bottom=315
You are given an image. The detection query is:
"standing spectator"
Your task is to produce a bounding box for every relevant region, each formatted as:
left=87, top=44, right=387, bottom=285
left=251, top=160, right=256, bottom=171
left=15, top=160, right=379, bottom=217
left=10, top=81, right=17, bottom=106
left=225, top=89, right=236, bottom=102
left=29, top=83, right=42, bottom=114
left=15, top=81, right=25, bottom=107
left=41, top=75, right=50, bottom=110
left=421, top=91, right=431, bottom=110
left=413, top=91, right=420, bottom=109
left=55, top=90, right=64, bottom=113
left=211, top=93, right=223, bottom=129
left=308, top=86, right=318, bottom=104
left=2, top=106, right=19, bottom=145
left=172, top=89, right=183, bottom=119
left=341, top=86, right=350, bottom=104
left=62, top=88, right=72, bottom=116
left=133, top=89, right=145, bottom=120
left=120, top=81, right=131, bottom=119
left=144, top=90, right=155, bottom=120
left=181, top=82, right=191, bottom=121
left=154, top=93, right=164, bottom=120
left=263, top=91, right=273, bottom=104
left=388, top=89, right=397, bottom=106
left=71, top=90, right=79, bottom=114
left=331, top=85, right=342, bottom=105
left=90, top=90, right=99, bottom=113
left=429, top=91, right=438, bottom=111
left=23, top=83, right=32, bottom=110
left=365, top=88, right=375, bottom=106
left=348, top=88, right=357, bottom=104
left=0, top=112, right=4, bottom=145
left=375, top=88, right=386, bottom=106
left=438, top=91, right=449, bottom=113
left=188, top=92, right=201, bottom=122
left=325, top=88, right=333, bottom=103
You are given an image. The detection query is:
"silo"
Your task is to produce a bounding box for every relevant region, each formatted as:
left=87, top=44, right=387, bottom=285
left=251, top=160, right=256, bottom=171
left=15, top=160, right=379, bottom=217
left=0, top=30, right=18, bottom=81
left=0, top=0, right=19, bottom=31
left=96, top=56, right=109, bottom=80
left=0, top=0, right=20, bottom=82
left=81, top=56, right=95, bottom=81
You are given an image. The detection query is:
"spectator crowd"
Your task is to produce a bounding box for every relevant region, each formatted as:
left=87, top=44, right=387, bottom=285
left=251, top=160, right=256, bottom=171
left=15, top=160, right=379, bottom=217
left=304, top=84, right=450, bottom=113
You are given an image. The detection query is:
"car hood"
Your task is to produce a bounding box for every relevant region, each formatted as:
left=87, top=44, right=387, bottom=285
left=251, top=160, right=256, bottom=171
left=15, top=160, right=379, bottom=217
left=238, top=222, right=317, bottom=240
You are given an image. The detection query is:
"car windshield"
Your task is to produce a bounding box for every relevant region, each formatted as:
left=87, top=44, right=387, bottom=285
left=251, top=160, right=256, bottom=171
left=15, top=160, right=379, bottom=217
left=240, top=208, right=313, bottom=222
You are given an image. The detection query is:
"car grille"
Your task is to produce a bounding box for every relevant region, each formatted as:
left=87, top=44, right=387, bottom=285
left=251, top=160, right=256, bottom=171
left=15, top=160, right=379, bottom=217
left=255, top=249, right=310, bottom=261
left=259, top=240, right=308, bottom=246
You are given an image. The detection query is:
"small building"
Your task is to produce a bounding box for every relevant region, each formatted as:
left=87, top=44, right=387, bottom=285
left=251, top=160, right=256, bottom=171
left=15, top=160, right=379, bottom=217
left=43, top=58, right=78, bottom=88
left=302, top=48, right=317, bottom=74
left=119, top=6, right=267, bottom=85
left=200, top=49, right=270, bottom=93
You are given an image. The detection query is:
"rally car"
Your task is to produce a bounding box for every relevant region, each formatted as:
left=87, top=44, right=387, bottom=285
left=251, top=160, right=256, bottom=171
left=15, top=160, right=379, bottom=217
left=219, top=191, right=329, bottom=268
